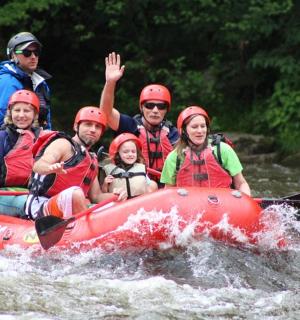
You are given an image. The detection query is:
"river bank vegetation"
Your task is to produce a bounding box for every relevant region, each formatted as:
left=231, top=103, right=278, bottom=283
left=0, top=0, right=299, bottom=154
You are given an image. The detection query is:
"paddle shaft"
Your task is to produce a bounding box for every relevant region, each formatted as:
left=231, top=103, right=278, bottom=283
left=69, top=195, right=118, bottom=222
left=282, top=192, right=300, bottom=201
left=254, top=198, right=300, bottom=209
left=39, top=195, right=118, bottom=237
left=146, top=167, right=162, bottom=178
left=0, top=191, right=29, bottom=196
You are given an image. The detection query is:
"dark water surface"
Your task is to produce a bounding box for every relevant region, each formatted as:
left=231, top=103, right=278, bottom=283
left=0, top=164, right=300, bottom=320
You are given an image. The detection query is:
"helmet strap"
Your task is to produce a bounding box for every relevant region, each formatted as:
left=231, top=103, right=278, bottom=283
left=12, top=55, right=19, bottom=65
left=182, top=129, right=208, bottom=152
left=74, top=124, right=91, bottom=149
left=78, top=135, right=91, bottom=148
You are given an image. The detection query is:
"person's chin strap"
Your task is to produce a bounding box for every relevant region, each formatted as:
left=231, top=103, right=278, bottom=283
left=75, top=126, right=91, bottom=149
left=12, top=56, right=19, bottom=65
left=182, top=129, right=208, bottom=152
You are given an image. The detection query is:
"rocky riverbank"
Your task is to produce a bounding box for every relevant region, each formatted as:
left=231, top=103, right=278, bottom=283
left=222, top=132, right=299, bottom=167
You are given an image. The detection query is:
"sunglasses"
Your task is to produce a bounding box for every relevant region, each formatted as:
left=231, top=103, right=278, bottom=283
left=143, top=102, right=168, bottom=110
left=14, top=48, right=41, bottom=58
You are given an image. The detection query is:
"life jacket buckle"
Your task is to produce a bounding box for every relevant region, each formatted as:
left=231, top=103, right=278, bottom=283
left=193, top=173, right=208, bottom=181
left=150, top=137, right=160, bottom=143
left=149, top=151, right=163, bottom=159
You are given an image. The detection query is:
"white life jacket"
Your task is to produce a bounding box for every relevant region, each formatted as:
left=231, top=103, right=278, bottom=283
left=103, top=163, right=147, bottom=198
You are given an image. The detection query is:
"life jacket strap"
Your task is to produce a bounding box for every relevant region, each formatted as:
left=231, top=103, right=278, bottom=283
left=112, top=171, right=146, bottom=179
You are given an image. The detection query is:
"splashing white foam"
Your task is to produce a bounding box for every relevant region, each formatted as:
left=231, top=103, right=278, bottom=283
left=76, top=206, right=259, bottom=252
left=254, top=204, right=300, bottom=251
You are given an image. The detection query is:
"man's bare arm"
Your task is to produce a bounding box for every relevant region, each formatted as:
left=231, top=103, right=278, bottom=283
left=99, top=52, right=125, bottom=131
left=33, top=139, right=72, bottom=175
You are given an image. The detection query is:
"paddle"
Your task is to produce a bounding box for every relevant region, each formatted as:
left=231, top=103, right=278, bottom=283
left=146, top=167, right=162, bottom=178
left=0, top=190, right=29, bottom=196
left=97, top=145, right=108, bottom=162
left=35, top=195, right=118, bottom=250
left=254, top=197, right=300, bottom=209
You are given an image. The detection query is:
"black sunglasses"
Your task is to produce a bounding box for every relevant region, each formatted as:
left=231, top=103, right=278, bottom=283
left=14, top=48, right=41, bottom=58
left=143, top=102, right=168, bottom=110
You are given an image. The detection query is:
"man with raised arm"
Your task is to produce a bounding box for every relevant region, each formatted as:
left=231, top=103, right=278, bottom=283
left=99, top=52, right=179, bottom=185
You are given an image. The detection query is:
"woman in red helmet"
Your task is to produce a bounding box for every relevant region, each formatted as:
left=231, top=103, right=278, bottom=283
left=0, top=89, right=42, bottom=217
left=102, top=133, right=158, bottom=198
left=99, top=52, right=179, bottom=185
left=160, top=106, right=251, bottom=195
left=25, top=106, right=126, bottom=221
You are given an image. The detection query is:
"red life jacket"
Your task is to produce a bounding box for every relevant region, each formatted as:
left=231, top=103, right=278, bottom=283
left=30, top=131, right=98, bottom=198
left=176, top=146, right=232, bottom=188
left=32, top=130, right=60, bottom=158
left=0, top=129, right=36, bottom=187
left=137, top=125, right=173, bottom=173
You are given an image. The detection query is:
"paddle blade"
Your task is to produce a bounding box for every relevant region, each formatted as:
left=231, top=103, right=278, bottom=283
left=35, top=215, right=75, bottom=250
left=35, top=195, right=117, bottom=250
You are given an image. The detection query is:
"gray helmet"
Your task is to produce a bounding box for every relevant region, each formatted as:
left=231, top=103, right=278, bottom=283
left=6, top=32, right=42, bottom=58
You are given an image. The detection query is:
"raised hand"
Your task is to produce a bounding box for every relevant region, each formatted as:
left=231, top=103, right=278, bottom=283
left=105, top=52, right=125, bottom=83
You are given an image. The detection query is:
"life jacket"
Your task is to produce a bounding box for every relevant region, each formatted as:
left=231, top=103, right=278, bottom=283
left=29, top=131, right=98, bottom=198
left=0, top=127, right=40, bottom=187
left=103, top=163, right=147, bottom=199
left=137, top=123, right=173, bottom=177
left=176, top=146, right=232, bottom=188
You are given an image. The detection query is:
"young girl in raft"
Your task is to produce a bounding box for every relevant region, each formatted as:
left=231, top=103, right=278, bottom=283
left=102, top=133, right=158, bottom=198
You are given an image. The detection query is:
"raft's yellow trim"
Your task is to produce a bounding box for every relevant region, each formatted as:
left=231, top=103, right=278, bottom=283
left=23, top=230, right=39, bottom=244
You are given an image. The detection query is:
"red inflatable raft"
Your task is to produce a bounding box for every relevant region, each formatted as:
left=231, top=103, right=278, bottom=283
left=0, top=187, right=263, bottom=251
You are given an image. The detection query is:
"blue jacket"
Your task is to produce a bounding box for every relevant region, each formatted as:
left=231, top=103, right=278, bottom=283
left=0, top=130, right=12, bottom=159
left=0, top=60, right=52, bottom=129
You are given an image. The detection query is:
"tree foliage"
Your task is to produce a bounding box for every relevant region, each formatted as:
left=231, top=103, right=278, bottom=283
left=0, top=0, right=299, bottom=152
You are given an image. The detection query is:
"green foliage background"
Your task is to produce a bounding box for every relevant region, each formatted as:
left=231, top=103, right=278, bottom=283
left=1, top=0, right=299, bottom=153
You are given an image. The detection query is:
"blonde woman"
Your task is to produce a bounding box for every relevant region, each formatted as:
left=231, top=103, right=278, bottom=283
left=0, top=89, right=41, bottom=216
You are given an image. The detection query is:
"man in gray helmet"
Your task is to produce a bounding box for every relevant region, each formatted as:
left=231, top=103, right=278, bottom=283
left=0, top=32, right=52, bottom=129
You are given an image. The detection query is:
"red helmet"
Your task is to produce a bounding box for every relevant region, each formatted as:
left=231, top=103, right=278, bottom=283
left=177, top=106, right=210, bottom=134
left=139, top=84, right=171, bottom=111
left=109, top=133, right=142, bottom=159
left=74, top=106, right=107, bottom=130
left=8, top=90, right=40, bottom=112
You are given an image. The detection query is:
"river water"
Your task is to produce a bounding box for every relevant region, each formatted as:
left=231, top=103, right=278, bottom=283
left=0, top=163, right=300, bottom=319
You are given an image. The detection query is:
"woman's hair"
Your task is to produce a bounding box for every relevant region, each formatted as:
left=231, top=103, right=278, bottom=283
left=175, top=114, right=210, bottom=159
left=114, top=140, right=145, bottom=167
left=4, top=104, right=39, bottom=128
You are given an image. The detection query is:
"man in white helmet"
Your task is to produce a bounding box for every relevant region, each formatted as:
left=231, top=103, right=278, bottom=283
left=0, top=32, right=52, bottom=129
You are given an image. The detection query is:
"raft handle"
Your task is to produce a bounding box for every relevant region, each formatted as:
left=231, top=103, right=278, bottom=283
left=208, top=195, right=219, bottom=204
